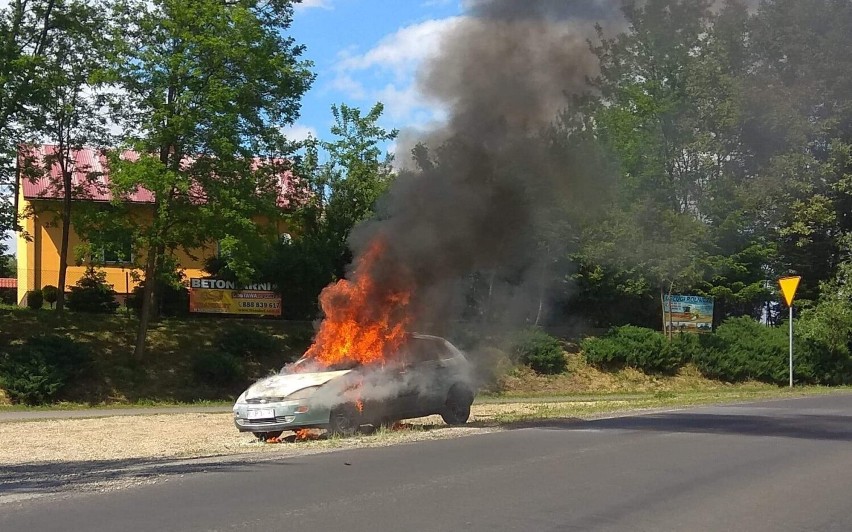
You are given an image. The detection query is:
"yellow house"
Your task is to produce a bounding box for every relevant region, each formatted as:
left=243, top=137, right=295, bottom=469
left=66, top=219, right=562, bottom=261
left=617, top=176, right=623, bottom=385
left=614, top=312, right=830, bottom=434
left=14, top=145, right=291, bottom=306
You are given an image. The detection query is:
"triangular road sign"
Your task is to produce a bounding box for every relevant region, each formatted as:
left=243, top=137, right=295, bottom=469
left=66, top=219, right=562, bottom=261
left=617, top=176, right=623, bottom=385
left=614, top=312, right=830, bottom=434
left=778, top=276, right=801, bottom=307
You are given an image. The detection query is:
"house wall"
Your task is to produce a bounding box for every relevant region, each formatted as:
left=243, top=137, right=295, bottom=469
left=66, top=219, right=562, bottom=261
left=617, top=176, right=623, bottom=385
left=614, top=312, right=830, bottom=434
left=15, top=198, right=216, bottom=305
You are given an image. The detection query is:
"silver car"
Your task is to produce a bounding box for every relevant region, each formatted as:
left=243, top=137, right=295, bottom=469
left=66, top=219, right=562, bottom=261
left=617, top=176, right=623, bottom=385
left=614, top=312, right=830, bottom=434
left=232, top=334, right=476, bottom=439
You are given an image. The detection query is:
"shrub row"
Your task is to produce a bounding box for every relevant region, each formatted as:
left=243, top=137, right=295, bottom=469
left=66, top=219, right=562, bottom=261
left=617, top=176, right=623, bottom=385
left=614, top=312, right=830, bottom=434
left=509, top=328, right=567, bottom=375
left=581, top=325, right=688, bottom=374
left=582, top=304, right=852, bottom=385
left=24, top=268, right=120, bottom=313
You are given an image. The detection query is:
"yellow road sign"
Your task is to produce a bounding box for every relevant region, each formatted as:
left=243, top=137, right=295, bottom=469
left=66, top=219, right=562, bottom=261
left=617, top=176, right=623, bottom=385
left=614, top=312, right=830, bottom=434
left=778, top=276, right=801, bottom=307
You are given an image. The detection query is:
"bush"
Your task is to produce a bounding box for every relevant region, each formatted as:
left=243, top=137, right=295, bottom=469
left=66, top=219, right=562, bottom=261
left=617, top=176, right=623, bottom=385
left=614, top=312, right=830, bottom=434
left=42, top=285, right=58, bottom=308
left=126, top=279, right=189, bottom=317
left=510, top=328, right=567, bottom=375
left=581, top=325, right=685, bottom=374
left=66, top=267, right=120, bottom=314
left=693, top=317, right=791, bottom=384
left=192, top=351, right=246, bottom=387
left=795, top=299, right=852, bottom=385
left=214, top=325, right=277, bottom=360
left=0, top=288, right=14, bottom=305
left=26, top=289, right=43, bottom=310
left=0, top=335, right=92, bottom=405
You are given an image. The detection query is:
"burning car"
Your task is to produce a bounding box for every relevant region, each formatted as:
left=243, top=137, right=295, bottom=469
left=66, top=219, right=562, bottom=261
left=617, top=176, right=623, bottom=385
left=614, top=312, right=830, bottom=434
left=232, top=334, right=476, bottom=439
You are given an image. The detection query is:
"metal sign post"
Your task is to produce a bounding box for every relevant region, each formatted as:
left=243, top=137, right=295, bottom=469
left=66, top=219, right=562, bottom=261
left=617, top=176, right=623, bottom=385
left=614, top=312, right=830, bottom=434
left=778, top=276, right=801, bottom=389
left=788, top=305, right=793, bottom=388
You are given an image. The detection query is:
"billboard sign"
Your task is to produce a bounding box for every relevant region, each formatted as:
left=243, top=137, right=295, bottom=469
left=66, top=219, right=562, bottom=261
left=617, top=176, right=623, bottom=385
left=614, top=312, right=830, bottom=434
left=189, top=278, right=281, bottom=316
left=663, top=294, right=714, bottom=333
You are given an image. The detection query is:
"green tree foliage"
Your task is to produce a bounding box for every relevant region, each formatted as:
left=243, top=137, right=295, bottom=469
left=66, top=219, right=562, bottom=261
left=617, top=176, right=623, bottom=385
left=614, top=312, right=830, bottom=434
left=0, top=0, right=61, bottom=235
left=125, top=263, right=189, bottom=317
left=574, top=0, right=773, bottom=325
left=262, top=103, right=397, bottom=320
left=741, top=0, right=852, bottom=301
left=20, top=0, right=110, bottom=313
left=66, top=266, right=120, bottom=313
left=0, top=241, right=12, bottom=278
left=96, top=0, right=314, bottom=357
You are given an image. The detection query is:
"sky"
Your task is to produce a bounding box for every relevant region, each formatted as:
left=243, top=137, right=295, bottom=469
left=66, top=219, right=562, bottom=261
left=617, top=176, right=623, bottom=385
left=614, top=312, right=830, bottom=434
left=286, top=0, right=462, bottom=144
left=2, top=0, right=465, bottom=255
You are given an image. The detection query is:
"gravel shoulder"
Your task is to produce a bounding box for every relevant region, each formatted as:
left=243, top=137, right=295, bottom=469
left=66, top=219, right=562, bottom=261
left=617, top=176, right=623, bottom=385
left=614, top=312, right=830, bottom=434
left=0, top=403, right=570, bottom=465
left=0, top=404, right=522, bottom=504
left=1, top=392, right=832, bottom=504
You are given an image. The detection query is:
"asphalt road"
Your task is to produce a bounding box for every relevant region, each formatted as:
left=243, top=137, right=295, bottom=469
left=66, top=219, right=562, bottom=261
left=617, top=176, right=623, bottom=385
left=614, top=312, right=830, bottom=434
left=2, top=393, right=852, bottom=532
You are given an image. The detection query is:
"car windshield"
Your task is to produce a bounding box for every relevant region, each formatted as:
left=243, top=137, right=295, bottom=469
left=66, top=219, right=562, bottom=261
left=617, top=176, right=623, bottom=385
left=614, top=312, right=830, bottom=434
left=281, top=335, right=450, bottom=374
left=280, top=356, right=359, bottom=374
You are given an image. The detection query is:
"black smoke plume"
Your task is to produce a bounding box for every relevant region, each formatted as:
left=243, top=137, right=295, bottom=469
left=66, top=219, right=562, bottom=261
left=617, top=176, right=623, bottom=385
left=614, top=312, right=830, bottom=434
left=341, top=0, right=627, bottom=339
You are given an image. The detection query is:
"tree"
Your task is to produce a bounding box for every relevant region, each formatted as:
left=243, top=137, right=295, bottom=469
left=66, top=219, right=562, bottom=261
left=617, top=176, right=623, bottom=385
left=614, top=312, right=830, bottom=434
left=21, top=0, right=110, bottom=312
left=573, top=0, right=773, bottom=327
left=101, top=0, right=314, bottom=358
left=0, top=240, right=13, bottom=278
left=742, top=0, right=852, bottom=301
left=0, top=1, right=61, bottom=236
left=263, top=103, right=398, bottom=319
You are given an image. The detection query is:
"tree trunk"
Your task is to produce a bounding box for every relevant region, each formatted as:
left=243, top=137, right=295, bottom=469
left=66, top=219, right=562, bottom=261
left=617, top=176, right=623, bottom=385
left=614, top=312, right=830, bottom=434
left=662, top=281, right=675, bottom=340
left=534, top=293, right=544, bottom=327
left=482, top=269, right=496, bottom=323
left=134, top=123, right=175, bottom=358
left=55, top=168, right=72, bottom=312
left=133, top=244, right=158, bottom=360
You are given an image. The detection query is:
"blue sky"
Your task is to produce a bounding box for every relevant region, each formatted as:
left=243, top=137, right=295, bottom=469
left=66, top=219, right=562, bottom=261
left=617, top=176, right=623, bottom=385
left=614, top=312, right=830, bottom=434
left=286, top=0, right=462, bottom=143
left=2, top=0, right=464, bottom=255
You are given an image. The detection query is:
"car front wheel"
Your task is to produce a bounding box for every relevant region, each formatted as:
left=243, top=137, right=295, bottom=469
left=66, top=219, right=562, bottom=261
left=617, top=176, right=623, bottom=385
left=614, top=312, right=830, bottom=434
left=441, top=384, right=473, bottom=425
left=328, top=404, right=361, bottom=437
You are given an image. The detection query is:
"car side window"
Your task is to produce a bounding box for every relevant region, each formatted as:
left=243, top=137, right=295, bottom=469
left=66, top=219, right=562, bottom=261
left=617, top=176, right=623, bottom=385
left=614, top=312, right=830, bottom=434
left=408, top=338, right=450, bottom=364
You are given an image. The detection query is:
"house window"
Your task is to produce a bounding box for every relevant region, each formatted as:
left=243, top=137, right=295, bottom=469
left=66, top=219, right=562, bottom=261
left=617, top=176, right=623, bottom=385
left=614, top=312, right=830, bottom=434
left=101, top=237, right=133, bottom=264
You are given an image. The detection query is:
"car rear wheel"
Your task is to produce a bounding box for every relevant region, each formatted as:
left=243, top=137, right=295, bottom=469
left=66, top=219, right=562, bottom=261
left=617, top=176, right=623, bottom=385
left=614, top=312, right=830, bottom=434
left=441, top=384, right=473, bottom=425
left=252, top=431, right=283, bottom=441
left=328, top=404, right=361, bottom=437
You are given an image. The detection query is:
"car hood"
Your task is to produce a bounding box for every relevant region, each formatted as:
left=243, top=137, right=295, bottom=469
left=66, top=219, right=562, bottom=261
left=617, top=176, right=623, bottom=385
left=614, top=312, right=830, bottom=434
left=242, top=370, right=352, bottom=401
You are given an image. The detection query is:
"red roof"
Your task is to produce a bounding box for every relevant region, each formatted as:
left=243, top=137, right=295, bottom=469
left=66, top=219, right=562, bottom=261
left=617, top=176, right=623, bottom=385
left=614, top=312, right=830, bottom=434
left=0, top=278, right=16, bottom=289
left=18, top=145, right=299, bottom=207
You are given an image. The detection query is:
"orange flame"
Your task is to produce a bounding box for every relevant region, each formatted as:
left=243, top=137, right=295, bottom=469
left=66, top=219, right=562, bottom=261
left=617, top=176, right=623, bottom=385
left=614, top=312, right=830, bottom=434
left=304, top=239, right=413, bottom=368
left=294, top=428, right=321, bottom=441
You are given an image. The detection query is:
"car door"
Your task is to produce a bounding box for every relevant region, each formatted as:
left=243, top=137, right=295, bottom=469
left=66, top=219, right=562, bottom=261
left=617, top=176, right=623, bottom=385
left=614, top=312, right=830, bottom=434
left=406, top=337, right=453, bottom=416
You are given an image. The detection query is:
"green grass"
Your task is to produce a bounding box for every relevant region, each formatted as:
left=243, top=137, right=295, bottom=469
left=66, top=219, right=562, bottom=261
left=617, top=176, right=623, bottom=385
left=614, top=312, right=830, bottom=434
left=3, top=305, right=851, bottom=413
left=487, top=386, right=851, bottom=424
left=0, top=306, right=314, bottom=405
